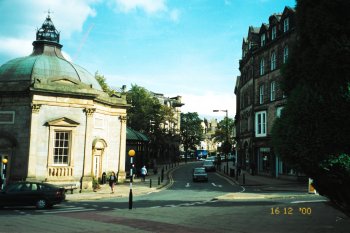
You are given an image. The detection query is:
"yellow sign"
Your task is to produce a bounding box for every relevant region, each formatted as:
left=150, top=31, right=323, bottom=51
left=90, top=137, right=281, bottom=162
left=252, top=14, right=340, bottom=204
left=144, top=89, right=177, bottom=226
left=128, top=149, right=136, bottom=157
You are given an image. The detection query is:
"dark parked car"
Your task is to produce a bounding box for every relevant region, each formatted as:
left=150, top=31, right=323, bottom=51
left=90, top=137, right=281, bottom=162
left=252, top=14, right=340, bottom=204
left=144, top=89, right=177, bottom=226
left=0, top=181, right=66, bottom=209
left=192, top=167, right=208, bottom=182
left=203, top=160, right=216, bottom=172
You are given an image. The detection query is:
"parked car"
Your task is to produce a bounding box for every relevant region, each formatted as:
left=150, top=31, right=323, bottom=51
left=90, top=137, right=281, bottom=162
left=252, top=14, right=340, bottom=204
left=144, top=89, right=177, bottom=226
left=206, top=156, right=217, bottom=162
left=203, top=160, right=216, bottom=172
left=0, top=181, right=66, bottom=209
left=192, top=167, right=208, bottom=182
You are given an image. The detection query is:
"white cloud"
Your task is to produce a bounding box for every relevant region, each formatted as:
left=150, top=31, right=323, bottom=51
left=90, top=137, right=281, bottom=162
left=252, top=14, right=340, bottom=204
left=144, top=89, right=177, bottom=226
left=0, top=38, right=33, bottom=58
left=179, top=92, right=236, bottom=120
left=112, top=0, right=166, bottom=14
left=0, top=0, right=97, bottom=59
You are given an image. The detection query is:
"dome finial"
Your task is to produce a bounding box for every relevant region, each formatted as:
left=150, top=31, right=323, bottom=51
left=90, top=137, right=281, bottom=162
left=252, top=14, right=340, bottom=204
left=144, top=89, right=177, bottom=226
left=36, top=10, right=60, bottom=43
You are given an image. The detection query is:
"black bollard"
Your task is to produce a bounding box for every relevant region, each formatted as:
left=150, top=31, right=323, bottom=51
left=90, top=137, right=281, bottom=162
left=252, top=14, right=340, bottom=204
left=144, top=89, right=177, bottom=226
left=161, top=168, right=164, bottom=182
left=243, top=173, right=245, bottom=185
left=158, top=176, right=161, bottom=185
left=150, top=179, right=152, bottom=188
left=128, top=189, right=133, bottom=209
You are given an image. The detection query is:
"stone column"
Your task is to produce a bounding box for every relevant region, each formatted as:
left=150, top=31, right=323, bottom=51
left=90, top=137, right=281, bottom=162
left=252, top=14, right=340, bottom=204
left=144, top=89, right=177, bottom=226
left=117, top=115, right=127, bottom=182
left=27, top=104, right=41, bottom=181
left=80, top=108, right=95, bottom=191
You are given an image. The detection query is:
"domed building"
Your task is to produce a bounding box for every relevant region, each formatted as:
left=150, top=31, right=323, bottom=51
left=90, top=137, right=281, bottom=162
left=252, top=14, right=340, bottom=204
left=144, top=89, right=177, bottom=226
left=0, top=15, right=128, bottom=190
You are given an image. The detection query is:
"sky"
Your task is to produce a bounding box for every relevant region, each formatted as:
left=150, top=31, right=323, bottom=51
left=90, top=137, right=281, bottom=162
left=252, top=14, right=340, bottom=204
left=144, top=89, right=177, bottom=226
left=0, top=0, right=296, bottom=120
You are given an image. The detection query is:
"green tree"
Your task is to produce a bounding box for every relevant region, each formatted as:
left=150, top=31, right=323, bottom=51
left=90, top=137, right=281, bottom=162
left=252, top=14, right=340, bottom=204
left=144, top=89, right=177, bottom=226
left=272, top=0, right=350, bottom=212
left=126, top=85, right=161, bottom=132
left=180, top=112, right=203, bottom=161
left=213, top=117, right=235, bottom=155
left=95, top=71, right=116, bottom=96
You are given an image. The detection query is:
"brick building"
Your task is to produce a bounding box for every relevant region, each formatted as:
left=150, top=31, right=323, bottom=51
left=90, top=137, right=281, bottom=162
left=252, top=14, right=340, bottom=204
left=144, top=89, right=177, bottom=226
left=235, top=7, right=299, bottom=178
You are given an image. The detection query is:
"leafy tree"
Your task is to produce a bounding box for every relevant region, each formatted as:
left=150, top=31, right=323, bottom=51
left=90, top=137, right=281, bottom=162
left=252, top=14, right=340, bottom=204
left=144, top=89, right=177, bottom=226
left=272, top=0, right=350, bottom=212
left=95, top=71, right=116, bottom=96
left=126, top=85, right=161, bottom=132
left=180, top=112, right=203, bottom=161
left=213, top=117, right=235, bottom=155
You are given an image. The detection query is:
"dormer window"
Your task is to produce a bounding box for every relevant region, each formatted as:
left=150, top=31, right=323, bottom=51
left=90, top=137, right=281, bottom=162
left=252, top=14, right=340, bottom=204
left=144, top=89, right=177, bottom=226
left=283, top=17, right=289, bottom=32
left=271, top=26, right=277, bottom=40
left=260, top=34, right=266, bottom=46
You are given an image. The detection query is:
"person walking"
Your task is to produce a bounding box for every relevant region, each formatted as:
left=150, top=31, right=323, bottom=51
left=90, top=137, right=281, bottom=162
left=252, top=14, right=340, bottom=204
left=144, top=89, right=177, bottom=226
left=141, top=165, right=147, bottom=182
left=109, top=171, right=117, bottom=193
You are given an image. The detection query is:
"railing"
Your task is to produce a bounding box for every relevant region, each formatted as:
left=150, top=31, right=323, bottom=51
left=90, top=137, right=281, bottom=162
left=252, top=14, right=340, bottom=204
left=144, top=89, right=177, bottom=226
left=48, top=166, right=73, bottom=178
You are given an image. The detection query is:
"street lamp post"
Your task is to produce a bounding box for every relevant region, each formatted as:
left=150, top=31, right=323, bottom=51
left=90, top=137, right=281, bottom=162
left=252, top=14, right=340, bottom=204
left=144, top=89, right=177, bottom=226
left=1, top=158, right=8, bottom=190
left=213, top=109, right=229, bottom=174
left=128, top=149, right=135, bottom=210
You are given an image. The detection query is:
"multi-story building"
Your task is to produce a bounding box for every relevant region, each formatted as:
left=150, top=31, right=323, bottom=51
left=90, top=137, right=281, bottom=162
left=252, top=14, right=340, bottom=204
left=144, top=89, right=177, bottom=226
left=150, top=92, right=184, bottom=163
left=235, top=7, right=298, bottom=178
left=201, top=118, right=219, bottom=154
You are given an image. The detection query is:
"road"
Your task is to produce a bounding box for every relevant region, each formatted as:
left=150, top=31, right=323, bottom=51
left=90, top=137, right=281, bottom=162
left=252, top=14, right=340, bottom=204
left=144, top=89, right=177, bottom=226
left=0, top=162, right=349, bottom=233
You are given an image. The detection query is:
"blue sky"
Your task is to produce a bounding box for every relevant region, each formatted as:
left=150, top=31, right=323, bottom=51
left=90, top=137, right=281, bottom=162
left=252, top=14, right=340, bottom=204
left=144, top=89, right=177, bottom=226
left=0, top=0, right=296, bottom=120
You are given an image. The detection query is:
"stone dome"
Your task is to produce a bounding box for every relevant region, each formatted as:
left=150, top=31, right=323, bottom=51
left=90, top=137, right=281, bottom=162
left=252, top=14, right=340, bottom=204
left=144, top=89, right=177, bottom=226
left=0, top=15, right=102, bottom=92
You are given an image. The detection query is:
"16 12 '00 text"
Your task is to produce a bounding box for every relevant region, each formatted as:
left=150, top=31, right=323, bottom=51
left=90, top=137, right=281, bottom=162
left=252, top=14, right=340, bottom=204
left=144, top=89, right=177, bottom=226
left=270, top=207, right=312, bottom=215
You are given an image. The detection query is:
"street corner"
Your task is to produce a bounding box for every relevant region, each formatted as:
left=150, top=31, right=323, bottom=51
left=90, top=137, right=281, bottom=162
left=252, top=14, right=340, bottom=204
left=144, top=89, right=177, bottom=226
left=215, top=192, right=268, bottom=200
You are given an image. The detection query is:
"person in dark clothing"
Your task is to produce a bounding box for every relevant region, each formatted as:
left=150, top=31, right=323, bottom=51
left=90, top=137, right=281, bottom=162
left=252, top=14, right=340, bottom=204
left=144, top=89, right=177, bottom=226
left=109, top=171, right=117, bottom=193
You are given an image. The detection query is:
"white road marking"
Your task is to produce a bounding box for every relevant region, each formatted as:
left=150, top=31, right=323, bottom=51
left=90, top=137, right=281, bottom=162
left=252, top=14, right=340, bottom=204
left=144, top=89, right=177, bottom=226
left=185, top=183, right=190, bottom=188
left=212, top=183, right=216, bottom=187
left=290, top=200, right=327, bottom=204
left=41, top=208, right=96, bottom=214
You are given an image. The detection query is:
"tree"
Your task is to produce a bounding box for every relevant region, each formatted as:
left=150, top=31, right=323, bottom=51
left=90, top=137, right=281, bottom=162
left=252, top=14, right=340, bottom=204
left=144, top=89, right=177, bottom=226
left=95, top=71, right=116, bottom=96
left=180, top=112, right=203, bottom=161
left=213, top=117, right=235, bottom=155
left=272, top=0, right=350, bottom=212
left=126, top=85, right=161, bottom=133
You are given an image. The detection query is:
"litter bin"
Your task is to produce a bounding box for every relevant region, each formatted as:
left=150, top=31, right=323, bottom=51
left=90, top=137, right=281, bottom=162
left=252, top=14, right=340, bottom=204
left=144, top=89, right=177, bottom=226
left=230, top=168, right=235, bottom=177
left=101, top=172, right=106, bottom=184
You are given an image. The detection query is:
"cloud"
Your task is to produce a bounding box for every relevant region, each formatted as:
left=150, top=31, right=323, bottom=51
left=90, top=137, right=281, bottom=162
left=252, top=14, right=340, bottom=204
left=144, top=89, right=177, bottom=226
left=0, top=0, right=97, bottom=59
left=0, top=37, right=33, bottom=58
left=179, top=92, right=236, bottom=120
left=110, top=0, right=180, bottom=22
left=111, top=0, right=166, bottom=14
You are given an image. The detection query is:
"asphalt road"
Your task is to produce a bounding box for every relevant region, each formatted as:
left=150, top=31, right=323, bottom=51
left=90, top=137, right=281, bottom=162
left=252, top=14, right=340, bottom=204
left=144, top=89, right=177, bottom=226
left=0, top=162, right=349, bottom=233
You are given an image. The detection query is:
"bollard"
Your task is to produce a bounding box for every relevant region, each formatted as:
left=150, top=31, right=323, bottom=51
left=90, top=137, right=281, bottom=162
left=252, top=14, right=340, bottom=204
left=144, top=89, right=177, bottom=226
left=243, top=173, right=245, bottom=185
left=161, top=168, right=164, bottom=182
left=128, top=189, right=133, bottom=209
left=150, top=179, right=152, bottom=188
left=158, top=176, right=161, bottom=185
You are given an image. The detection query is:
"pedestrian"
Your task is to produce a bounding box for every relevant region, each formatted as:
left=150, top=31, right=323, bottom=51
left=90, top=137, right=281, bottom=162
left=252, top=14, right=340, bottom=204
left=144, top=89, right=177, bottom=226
left=141, top=165, right=147, bottom=182
left=109, top=171, right=117, bottom=193
left=131, top=164, right=136, bottom=180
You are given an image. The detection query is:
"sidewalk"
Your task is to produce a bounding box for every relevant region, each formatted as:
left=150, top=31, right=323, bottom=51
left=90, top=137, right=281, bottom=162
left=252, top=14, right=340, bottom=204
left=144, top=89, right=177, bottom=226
left=215, top=160, right=315, bottom=200
left=66, top=163, right=176, bottom=202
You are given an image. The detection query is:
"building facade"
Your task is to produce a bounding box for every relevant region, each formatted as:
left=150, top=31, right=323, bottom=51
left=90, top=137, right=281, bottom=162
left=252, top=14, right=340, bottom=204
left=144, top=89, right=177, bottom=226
left=0, top=15, right=128, bottom=190
left=235, top=7, right=298, bottom=178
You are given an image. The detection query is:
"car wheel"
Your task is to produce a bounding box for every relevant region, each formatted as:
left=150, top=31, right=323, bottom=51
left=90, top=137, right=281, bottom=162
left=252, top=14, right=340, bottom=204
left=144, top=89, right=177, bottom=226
left=36, top=199, right=47, bottom=209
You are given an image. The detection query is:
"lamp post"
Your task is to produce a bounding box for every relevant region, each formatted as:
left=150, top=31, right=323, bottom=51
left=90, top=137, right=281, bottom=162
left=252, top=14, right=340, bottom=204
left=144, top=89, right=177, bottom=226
left=213, top=109, right=229, bottom=174
left=1, top=158, right=8, bottom=190
left=128, top=149, right=135, bottom=209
